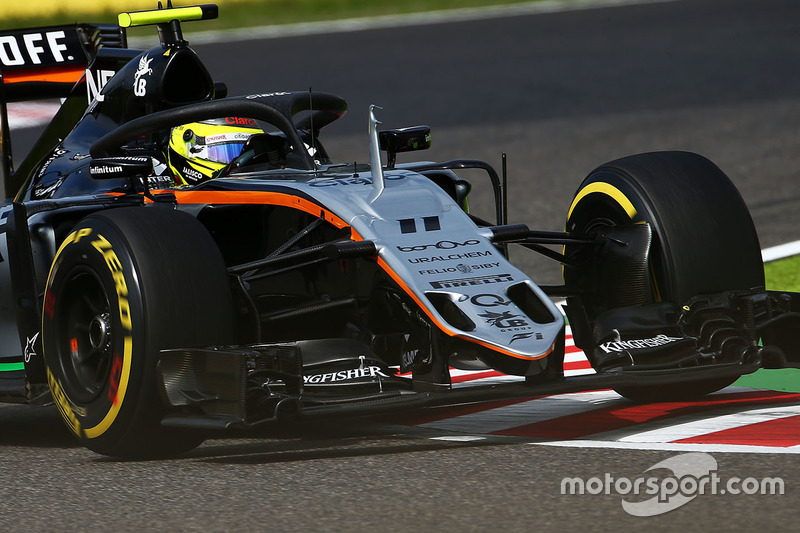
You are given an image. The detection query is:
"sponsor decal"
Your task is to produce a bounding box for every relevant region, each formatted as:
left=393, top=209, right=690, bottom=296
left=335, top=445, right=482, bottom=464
left=33, top=177, right=65, bottom=199
left=225, top=117, right=257, bottom=126
left=0, top=29, right=79, bottom=68
left=90, top=165, right=123, bottom=176
left=310, top=176, right=372, bottom=187
left=85, top=68, right=115, bottom=103
left=304, top=142, right=318, bottom=158
left=510, top=332, right=543, bottom=343
left=400, top=333, right=426, bottom=369
left=245, top=92, right=291, bottom=99
left=478, top=309, right=532, bottom=332
left=470, top=293, right=511, bottom=307
left=90, top=235, right=132, bottom=331
left=408, top=250, right=492, bottom=264
left=151, top=157, right=168, bottom=176
left=182, top=166, right=204, bottom=182
left=398, top=239, right=481, bottom=253
left=147, top=175, right=173, bottom=189
left=24, top=331, right=39, bottom=363
left=419, top=262, right=500, bottom=276
left=89, top=156, right=152, bottom=178
left=599, top=334, right=684, bottom=354
left=46, top=367, right=82, bottom=437
left=304, top=365, right=390, bottom=384
left=402, top=348, right=420, bottom=368
left=206, top=132, right=252, bottom=143
left=115, top=156, right=151, bottom=163
left=133, top=54, right=153, bottom=97
left=470, top=293, right=542, bottom=338
left=59, top=227, right=92, bottom=250
left=36, top=148, right=68, bottom=179
left=430, top=273, right=513, bottom=289
left=309, top=174, right=404, bottom=187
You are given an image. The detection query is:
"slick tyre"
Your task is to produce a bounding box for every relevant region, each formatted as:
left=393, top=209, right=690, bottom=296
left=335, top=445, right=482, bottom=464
left=43, top=207, right=234, bottom=457
left=564, top=151, right=764, bottom=402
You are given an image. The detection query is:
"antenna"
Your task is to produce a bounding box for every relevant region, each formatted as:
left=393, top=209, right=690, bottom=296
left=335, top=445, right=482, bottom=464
left=308, top=87, right=317, bottom=170
left=501, top=152, right=508, bottom=225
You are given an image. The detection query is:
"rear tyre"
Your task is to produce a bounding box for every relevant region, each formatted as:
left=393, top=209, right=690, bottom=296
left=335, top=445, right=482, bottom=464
left=43, top=207, right=235, bottom=457
left=564, top=151, right=764, bottom=402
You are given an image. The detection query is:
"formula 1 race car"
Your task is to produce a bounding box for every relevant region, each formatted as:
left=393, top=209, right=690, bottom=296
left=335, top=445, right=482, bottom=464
left=0, top=3, right=798, bottom=457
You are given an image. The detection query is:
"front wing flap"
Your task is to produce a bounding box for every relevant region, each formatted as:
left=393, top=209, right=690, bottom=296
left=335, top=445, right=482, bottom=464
left=156, top=334, right=792, bottom=431
left=577, top=289, right=800, bottom=373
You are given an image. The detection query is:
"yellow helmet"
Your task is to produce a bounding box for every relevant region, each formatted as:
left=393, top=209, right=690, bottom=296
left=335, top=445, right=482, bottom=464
left=167, top=117, right=264, bottom=185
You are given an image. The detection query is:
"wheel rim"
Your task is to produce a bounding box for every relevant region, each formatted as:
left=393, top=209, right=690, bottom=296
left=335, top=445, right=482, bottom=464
left=566, top=195, right=668, bottom=315
left=54, top=267, right=114, bottom=404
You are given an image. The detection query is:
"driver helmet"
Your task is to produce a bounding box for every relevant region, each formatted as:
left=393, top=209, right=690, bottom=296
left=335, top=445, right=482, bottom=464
left=167, top=117, right=264, bottom=185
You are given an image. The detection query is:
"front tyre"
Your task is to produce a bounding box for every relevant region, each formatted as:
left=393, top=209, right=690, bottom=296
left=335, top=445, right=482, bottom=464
left=43, top=207, right=234, bottom=457
left=565, top=151, right=764, bottom=402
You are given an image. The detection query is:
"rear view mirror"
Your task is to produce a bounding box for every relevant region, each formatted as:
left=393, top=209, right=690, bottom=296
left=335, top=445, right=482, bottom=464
left=89, top=156, right=175, bottom=203
left=89, top=156, right=153, bottom=180
left=379, top=126, right=431, bottom=167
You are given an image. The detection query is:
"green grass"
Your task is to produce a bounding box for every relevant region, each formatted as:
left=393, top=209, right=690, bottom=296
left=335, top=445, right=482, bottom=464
left=734, top=368, right=800, bottom=393
left=764, top=254, right=800, bottom=292
left=0, top=0, right=544, bottom=31
left=733, top=254, right=800, bottom=392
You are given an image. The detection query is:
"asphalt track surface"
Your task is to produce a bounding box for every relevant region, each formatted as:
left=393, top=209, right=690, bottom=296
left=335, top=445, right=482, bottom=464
left=2, top=0, right=800, bottom=531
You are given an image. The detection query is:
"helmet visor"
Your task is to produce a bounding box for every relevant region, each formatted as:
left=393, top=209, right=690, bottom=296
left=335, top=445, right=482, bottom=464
left=204, top=142, right=247, bottom=164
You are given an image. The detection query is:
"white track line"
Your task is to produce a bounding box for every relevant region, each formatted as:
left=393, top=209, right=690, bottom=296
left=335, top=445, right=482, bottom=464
left=762, top=240, right=800, bottom=262
left=617, top=403, right=800, bottom=443
left=534, top=439, right=800, bottom=454
left=417, top=390, right=622, bottom=433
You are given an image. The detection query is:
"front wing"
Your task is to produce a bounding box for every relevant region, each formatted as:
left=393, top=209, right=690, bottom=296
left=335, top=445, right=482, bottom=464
left=155, top=296, right=799, bottom=431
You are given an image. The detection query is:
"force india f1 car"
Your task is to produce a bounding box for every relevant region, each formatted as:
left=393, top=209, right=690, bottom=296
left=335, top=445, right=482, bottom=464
left=0, top=4, right=798, bottom=457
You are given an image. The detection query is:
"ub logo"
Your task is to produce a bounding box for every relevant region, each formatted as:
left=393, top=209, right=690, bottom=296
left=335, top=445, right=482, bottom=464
left=478, top=310, right=528, bottom=329
left=133, top=54, right=153, bottom=97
